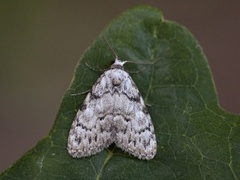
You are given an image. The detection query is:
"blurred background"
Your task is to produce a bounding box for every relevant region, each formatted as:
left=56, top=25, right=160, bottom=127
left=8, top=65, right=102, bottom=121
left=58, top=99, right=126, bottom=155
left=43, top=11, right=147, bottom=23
left=0, top=1, right=239, bottom=173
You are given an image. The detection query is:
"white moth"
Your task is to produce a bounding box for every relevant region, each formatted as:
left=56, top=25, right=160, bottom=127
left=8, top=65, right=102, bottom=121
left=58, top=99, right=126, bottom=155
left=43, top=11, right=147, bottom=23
left=67, top=42, right=157, bottom=160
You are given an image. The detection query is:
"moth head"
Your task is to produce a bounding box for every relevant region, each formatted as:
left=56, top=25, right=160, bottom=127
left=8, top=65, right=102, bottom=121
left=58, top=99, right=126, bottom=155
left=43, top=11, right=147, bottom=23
left=110, top=57, right=127, bottom=69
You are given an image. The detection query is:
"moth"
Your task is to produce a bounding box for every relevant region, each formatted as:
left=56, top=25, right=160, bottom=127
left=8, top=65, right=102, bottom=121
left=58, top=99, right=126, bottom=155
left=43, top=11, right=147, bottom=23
left=67, top=39, right=157, bottom=160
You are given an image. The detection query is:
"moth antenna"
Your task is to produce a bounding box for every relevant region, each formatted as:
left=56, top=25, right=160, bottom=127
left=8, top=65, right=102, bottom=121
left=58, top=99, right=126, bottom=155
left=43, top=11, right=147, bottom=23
left=104, top=36, right=119, bottom=59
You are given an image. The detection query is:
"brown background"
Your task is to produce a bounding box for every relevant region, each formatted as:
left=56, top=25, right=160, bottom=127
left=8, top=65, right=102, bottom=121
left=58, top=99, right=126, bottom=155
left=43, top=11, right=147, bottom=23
left=0, top=1, right=239, bottom=173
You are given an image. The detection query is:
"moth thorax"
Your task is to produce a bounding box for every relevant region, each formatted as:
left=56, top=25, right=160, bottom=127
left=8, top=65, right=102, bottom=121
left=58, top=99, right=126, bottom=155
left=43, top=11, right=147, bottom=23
left=112, top=77, right=122, bottom=86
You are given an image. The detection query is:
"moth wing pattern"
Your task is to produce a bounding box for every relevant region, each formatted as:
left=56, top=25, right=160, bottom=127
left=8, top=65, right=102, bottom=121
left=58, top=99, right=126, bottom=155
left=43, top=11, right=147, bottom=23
left=67, top=59, right=157, bottom=160
left=67, top=76, right=114, bottom=158
left=113, top=82, right=157, bottom=160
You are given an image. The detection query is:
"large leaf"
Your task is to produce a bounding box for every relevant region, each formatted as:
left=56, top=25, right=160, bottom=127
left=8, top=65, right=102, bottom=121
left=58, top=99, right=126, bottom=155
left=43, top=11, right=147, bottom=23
left=1, top=5, right=240, bottom=179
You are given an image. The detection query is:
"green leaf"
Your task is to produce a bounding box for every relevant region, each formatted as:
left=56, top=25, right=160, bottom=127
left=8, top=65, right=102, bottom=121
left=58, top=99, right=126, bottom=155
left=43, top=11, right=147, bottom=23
left=1, top=5, right=240, bottom=179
